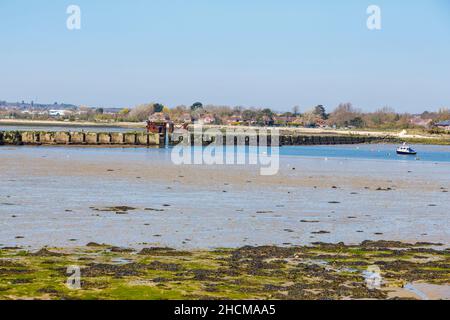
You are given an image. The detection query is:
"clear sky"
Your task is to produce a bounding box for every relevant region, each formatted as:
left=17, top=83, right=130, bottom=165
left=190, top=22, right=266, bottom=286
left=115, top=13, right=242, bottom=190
left=0, top=0, right=449, bottom=112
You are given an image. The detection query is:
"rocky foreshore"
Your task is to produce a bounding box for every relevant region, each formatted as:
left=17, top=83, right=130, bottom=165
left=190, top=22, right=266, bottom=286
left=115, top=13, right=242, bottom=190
left=0, top=241, right=448, bottom=300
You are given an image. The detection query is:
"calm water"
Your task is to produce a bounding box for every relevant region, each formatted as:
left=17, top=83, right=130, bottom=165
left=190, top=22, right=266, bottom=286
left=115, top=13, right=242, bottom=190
left=0, top=144, right=449, bottom=249
left=174, top=144, right=450, bottom=163
left=281, top=144, right=450, bottom=163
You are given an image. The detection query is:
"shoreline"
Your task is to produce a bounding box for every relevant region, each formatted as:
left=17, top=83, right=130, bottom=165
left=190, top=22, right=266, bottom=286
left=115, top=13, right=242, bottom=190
left=1, top=119, right=449, bottom=145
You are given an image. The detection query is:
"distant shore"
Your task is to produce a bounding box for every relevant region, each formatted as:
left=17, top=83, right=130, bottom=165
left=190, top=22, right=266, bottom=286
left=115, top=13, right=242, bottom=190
left=1, top=119, right=450, bottom=145
left=0, top=119, right=146, bottom=129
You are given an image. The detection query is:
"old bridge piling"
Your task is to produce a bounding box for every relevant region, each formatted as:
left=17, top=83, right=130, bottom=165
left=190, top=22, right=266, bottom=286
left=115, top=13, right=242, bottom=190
left=0, top=131, right=160, bottom=147
left=0, top=130, right=392, bottom=147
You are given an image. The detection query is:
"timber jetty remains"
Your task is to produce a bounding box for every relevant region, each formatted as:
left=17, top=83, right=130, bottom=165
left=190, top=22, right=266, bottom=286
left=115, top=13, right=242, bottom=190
left=0, top=130, right=393, bottom=147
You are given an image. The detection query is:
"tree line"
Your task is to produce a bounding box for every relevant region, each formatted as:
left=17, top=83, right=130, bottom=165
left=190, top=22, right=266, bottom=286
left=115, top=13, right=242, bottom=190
left=2, top=101, right=449, bottom=131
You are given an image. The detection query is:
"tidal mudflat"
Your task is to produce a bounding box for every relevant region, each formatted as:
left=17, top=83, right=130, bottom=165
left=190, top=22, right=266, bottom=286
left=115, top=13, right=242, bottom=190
left=0, top=145, right=449, bottom=249
left=0, top=145, right=449, bottom=299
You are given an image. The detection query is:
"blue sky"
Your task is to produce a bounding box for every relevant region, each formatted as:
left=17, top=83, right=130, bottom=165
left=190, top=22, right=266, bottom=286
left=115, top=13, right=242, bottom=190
left=0, top=0, right=449, bottom=112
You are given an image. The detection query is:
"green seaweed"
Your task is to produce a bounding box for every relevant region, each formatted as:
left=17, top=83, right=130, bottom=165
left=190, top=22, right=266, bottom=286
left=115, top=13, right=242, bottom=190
left=0, top=241, right=448, bottom=300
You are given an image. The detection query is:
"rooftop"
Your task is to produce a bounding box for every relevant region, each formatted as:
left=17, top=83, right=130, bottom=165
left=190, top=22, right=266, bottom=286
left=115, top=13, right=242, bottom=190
left=436, top=120, right=450, bottom=126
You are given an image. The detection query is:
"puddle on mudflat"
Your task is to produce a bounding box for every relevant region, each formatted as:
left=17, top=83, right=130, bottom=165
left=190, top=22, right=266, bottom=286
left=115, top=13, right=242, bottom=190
left=111, top=257, right=133, bottom=265
left=403, top=283, right=450, bottom=300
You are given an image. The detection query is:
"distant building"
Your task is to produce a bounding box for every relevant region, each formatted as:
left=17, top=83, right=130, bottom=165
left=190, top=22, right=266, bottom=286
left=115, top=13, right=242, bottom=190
left=148, top=112, right=169, bottom=122
left=435, top=120, right=450, bottom=130
left=290, top=117, right=304, bottom=126
left=0, top=100, right=77, bottom=111
left=314, top=119, right=327, bottom=128
left=274, top=115, right=294, bottom=126
left=261, top=115, right=274, bottom=126
left=102, top=108, right=122, bottom=115
left=146, top=113, right=174, bottom=134
left=410, top=116, right=432, bottom=128
left=198, top=115, right=216, bottom=125
left=49, top=110, right=71, bottom=117
left=180, top=113, right=192, bottom=123
left=226, top=115, right=243, bottom=125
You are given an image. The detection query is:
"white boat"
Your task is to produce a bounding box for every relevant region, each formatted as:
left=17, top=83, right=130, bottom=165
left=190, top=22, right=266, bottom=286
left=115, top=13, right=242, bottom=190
left=396, top=143, right=417, bottom=155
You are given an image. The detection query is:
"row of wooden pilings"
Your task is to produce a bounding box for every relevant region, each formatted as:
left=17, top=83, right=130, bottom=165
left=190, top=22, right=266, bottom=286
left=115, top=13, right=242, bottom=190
left=279, top=134, right=381, bottom=145
left=0, top=130, right=390, bottom=147
left=172, top=133, right=388, bottom=146
left=0, top=131, right=161, bottom=146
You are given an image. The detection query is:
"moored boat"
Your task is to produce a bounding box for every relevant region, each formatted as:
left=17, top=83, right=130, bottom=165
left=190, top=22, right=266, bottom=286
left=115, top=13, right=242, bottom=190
left=396, top=143, right=417, bottom=155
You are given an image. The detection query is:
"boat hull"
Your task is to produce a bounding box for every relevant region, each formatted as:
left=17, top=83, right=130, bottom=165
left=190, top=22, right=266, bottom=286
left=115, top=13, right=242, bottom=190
left=397, top=151, right=417, bottom=155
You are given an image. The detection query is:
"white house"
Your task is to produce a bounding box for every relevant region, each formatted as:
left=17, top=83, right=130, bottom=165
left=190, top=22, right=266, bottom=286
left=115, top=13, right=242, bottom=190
left=49, top=110, right=70, bottom=117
